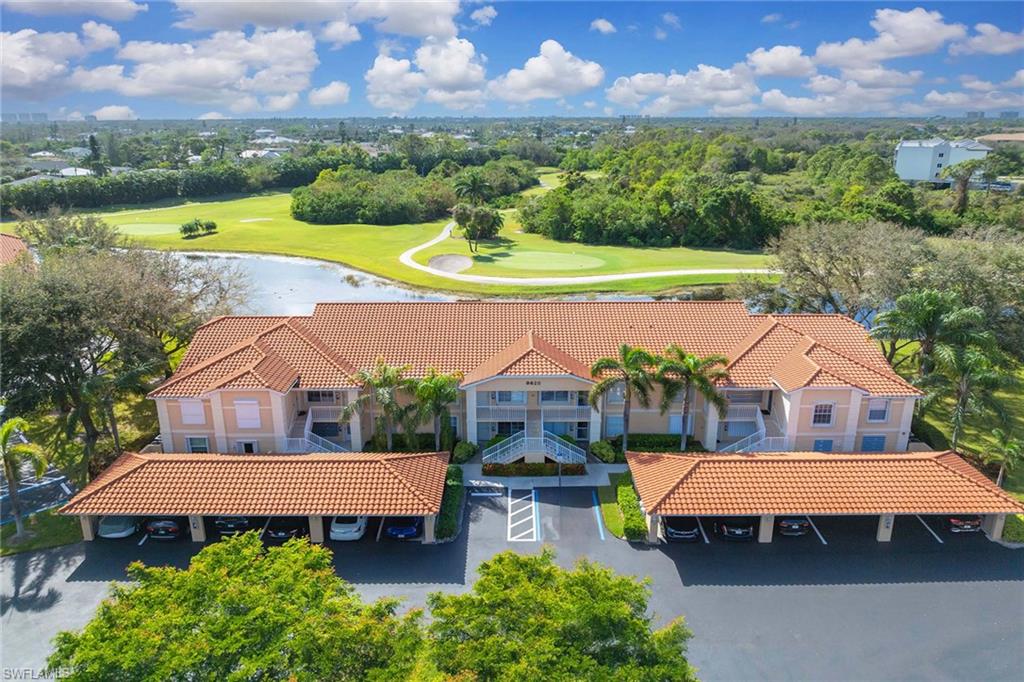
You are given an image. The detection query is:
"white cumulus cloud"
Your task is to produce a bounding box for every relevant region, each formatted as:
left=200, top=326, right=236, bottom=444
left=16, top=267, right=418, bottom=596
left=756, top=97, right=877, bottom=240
left=320, top=21, right=361, bottom=49
left=950, top=23, right=1024, bottom=56
left=197, top=111, right=227, bottom=119
left=262, top=92, right=299, bottom=111
left=607, top=63, right=759, bottom=116
left=489, top=39, right=604, bottom=102
left=2, top=22, right=120, bottom=97
left=590, top=18, right=616, bottom=35
left=308, top=80, right=351, bottom=106
left=815, top=7, right=966, bottom=67
left=91, top=104, right=137, bottom=120
left=746, top=45, right=815, bottom=77
left=470, top=5, right=497, bottom=27
left=4, top=0, right=147, bottom=21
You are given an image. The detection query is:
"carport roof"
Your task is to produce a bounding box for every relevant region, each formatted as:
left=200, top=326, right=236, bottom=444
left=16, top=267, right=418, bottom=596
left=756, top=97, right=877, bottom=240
left=62, top=451, right=448, bottom=517
left=626, top=450, right=1024, bottom=517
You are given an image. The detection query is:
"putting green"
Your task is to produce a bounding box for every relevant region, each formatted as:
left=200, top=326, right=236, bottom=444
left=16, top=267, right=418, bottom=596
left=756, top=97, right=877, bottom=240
left=489, top=250, right=606, bottom=271
left=117, top=222, right=182, bottom=235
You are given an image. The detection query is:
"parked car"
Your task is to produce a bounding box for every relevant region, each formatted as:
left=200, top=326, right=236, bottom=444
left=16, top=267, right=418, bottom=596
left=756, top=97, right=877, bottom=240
left=383, top=516, right=422, bottom=540
left=712, top=517, right=756, bottom=541
left=777, top=517, right=810, bottom=537
left=144, top=517, right=182, bottom=540
left=97, top=515, right=139, bottom=539
left=264, top=517, right=309, bottom=542
left=662, top=516, right=701, bottom=542
left=947, top=514, right=982, bottom=533
left=329, top=515, right=368, bottom=541
left=213, top=516, right=251, bottom=535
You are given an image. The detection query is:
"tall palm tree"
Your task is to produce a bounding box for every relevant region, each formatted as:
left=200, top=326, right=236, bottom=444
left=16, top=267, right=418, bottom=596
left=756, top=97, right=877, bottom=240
left=919, top=345, right=1012, bottom=451
left=413, top=367, right=463, bottom=451
left=588, top=344, right=657, bottom=455
left=656, top=345, right=730, bottom=450
left=341, top=358, right=415, bottom=451
left=453, top=169, right=491, bottom=205
left=871, top=289, right=991, bottom=374
left=988, top=428, right=1023, bottom=489
left=1, top=417, right=48, bottom=541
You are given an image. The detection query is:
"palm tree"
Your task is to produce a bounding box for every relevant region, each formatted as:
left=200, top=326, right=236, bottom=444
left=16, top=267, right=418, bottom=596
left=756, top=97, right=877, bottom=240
left=656, top=345, right=730, bottom=450
left=453, top=169, right=491, bottom=205
left=941, top=159, right=984, bottom=216
left=988, top=428, right=1023, bottom=489
left=588, top=344, right=657, bottom=454
left=871, top=289, right=991, bottom=374
left=341, top=358, right=415, bottom=451
left=412, top=367, right=463, bottom=451
left=1, top=417, right=48, bottom=541
left=918, top=345, right=1012, bottom=452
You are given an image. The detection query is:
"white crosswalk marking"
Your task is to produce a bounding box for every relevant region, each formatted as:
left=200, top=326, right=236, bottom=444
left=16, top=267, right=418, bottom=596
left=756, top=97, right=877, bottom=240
left=507, top=488, right=537, bottom=542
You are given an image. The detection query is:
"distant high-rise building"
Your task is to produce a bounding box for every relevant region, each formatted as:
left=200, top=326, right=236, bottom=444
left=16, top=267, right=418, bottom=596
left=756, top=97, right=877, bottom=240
left=965, top=111, right=985, bottom=119
left=85, top=114, right=98, bottom=122
left=999, top=111, right=1020, bottom=120
left=30, top=113, right=48, bottom=122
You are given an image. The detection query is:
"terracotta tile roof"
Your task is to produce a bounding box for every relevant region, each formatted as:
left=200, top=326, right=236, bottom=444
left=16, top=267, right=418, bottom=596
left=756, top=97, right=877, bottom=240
left=154, top=302, right=914, bottom=399
left=724, top=315, right=920, bottom=396
left=0, top=233, right=28, bottom=266
left=62, top=451, right=449, bottom=517
left=626, top=450, right=1024, bottom=516
left=462, top=330, right=594, bottom=386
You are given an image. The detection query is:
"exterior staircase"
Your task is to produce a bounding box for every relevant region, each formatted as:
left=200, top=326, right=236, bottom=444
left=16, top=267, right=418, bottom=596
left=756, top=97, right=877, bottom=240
left=481, top=430, right=587, bottom=465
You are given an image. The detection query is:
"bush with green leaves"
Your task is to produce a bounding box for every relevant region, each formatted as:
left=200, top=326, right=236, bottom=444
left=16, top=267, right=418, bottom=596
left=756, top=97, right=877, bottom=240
left=617, top=473, right=648, bottom=542
left=589, top=440, right=619, bottom=463
left=481, top=462, right=585, bottom=476
left=202, top=220, right=217, bottom=233
left=178, top=218, right=203, bottom=238
left=452, top=440, right=478, bottom=463
left=436, top=464, right=465, bottom=540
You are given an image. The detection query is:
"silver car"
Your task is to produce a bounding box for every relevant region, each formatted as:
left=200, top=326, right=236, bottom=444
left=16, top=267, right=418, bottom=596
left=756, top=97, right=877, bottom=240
left=97, top=515, right=139, bottom=539
left=329, top=515, right=368, bottom=541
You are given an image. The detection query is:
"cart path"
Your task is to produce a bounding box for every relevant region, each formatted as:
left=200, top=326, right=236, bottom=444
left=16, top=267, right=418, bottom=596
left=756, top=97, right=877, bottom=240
left=398, top=222, right=772, bottom=286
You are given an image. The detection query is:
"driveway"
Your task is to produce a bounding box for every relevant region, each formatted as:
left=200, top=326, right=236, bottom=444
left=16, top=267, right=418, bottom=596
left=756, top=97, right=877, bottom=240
left=3, top=489, right=1022, bottom=680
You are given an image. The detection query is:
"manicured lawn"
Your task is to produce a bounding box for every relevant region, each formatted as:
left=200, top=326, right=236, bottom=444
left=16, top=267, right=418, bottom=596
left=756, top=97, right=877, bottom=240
left=1, top=508, right=82, bottom=556
left=103, top=192, right=773, bottom=296
left=414, top=212, right=771, bottom=278
left=597, top=472, right=628, bottom=539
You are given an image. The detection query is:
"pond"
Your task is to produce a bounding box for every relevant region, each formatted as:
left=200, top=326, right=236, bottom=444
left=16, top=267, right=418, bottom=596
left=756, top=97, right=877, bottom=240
left=171, top=251, right=665, bottom=314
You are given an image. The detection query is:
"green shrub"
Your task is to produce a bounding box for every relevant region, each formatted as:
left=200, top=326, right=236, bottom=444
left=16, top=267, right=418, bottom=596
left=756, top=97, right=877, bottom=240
left=362, top=431, right=437, bottom=452
left=557, top=433, right=577, bottom=445
left=617, top=473, right=648, bottom=542
left=179, top=217, right=203, bottom=238
left=605, top=433, right=704, bottom=454
left=589, top=440, right=618, bottom=463
left=202, top=220, right=217, bottom=233
left=481, top=462, right=586, bottom=476
left=484, top=433, right=509, bottom=449
left=452, top=441, right=478, bottom=464
left=437, top=465, right=465, bottom=540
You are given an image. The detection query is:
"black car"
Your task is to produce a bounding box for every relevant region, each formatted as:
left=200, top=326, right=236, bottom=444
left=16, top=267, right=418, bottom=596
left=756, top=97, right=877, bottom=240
left=144, top=517, right=182, bottom=540
left=264, top=517, right=309, bottom=542
left=214, top=516, right=251, bottom=535
left=777, top=516, right=810, bottom=537
left=663, top=516, right=701, bottom=542
left=712, top=517, right=756, bottom=541
left=947, top=515, right=983, bottom=533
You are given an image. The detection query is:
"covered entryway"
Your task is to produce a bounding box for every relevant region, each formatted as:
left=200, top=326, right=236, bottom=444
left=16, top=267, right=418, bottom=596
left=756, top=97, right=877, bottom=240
left=626, top=450, right=1023, bottom=545
left=63, top=450, right=448, bottom=545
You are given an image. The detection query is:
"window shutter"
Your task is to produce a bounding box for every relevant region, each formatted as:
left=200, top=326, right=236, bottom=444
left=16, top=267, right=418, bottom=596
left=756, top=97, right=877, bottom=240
left=235, top=400, right=261, bottom=429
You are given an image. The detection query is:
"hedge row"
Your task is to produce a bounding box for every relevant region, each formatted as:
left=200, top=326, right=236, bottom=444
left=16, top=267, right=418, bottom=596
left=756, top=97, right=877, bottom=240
left=481, top=463, right=586, bottom=477
left=436, top=465, right=465, bottom=540
left=617, top=473, right=648, bottom=542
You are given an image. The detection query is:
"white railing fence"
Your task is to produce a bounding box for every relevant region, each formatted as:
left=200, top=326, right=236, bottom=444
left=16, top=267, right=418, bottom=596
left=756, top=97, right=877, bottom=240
left=481, top=431, right=526, bottom=464
left=719, top=428, right=767, bottom=453
left=481, top=430, right=587, bottom=465
left=476, top=406, right=528, bottom=421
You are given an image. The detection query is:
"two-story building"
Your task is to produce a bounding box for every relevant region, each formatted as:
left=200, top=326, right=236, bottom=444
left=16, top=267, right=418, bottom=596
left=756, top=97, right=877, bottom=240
left=148, top=301, right=921, bottom=463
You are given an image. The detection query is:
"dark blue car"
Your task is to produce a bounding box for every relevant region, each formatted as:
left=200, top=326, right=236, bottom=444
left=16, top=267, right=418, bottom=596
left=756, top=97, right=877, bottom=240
left=383, top=516, right=422, bottom=540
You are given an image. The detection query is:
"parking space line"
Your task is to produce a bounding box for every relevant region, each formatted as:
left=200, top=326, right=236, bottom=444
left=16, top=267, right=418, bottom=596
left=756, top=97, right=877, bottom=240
left=915, top=514, right=944, bottom=544
left=806, top=516, right=828, bottom=545
left=137, top=534, right=149, bottom=546
left=260, top=517, right=272, bottom=540
left=60, top=482, right=72, bottom=495
left=590, top=490, right=606, bottom=541
left=507, top=488, right=537, bottom=542
left=533, top=489, right=541, bottom=542
left=696, top=517, right=709, bottom=544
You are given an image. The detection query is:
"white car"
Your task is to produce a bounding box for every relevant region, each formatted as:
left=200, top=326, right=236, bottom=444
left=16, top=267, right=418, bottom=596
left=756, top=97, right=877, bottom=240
left=97, top=515, right=139, bottom=539
left=329, top=515, right=368, bottom=541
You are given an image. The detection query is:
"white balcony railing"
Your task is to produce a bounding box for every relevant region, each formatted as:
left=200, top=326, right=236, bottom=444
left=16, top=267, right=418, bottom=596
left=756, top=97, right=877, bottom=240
left=725, top=403, right=762, bottom=422
left=540, top=406, right=592, bottom=421
left=308, top=406, right=343, bottom=422
left=476, top=406, right=528, bottom=421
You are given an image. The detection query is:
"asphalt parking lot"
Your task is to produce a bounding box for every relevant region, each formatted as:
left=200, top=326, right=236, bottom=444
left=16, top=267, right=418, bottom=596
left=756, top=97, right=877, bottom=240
left=2, top=488, right=1022, bottom=680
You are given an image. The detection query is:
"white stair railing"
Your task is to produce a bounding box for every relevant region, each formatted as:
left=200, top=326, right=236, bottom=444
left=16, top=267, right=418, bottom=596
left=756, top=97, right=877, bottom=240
left=482, top=431, right=526, bottom=464
left=719, top=428, right=766, bottom=453
left=543, top=431, right=587, bottom=464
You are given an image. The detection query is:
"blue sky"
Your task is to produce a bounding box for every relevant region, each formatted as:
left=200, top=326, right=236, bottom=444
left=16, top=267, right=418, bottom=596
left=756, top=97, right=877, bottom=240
left=2, top=1, right=1021, bottom=120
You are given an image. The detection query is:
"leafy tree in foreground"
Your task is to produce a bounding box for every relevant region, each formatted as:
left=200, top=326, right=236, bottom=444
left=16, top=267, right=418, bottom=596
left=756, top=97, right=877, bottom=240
left=47, top=533, right=422, bottom=681
left=427, top=548, right=697, bottom=682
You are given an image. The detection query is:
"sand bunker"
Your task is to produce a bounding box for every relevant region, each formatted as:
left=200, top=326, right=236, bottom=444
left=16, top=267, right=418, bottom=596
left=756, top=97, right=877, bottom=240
left=239, top=218, right=272, bottom=223
left=428, top=254, right=473, bottom=273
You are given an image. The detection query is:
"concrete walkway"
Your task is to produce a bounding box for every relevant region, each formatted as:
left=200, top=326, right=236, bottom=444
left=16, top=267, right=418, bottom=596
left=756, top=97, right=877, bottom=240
left=398, top=222, right=772, bottom=286
left=461, top=462, right=628, bottom=489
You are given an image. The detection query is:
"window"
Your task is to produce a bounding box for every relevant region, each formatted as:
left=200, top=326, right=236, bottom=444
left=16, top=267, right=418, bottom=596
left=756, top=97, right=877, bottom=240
left=449, top=415, right=459, bottom=437
left=186, top=436, right=209, bottom=453
left=306, top=390, right=336, bottom=403
left=861, top=435, right=886, bottom=452
left=496, top=421, right=524, bottom=435
left=577, top=392, right=588, bottom=406
left=811, top=403, right=835, bottom=426
left=936, top=163, right=942, bottom=168
left=669, top=414, right=683, bottom=435
left=495, top=391, right=526, bottom=404
left=234, top=400, right=261, bottom=429
left=576, top=421, right=589, bottom=440
left=544, top=421, right=570, bottom=436
left=728, top=390, right=763, bottom=404
left=607, top=383, right=625, bottom=404
left=540, top=390, right=569, bottom=403
left=813, top=439, right=834, bottom=452
left=938, top=152, right=944, bottom=158
left=235, top=440, right=258, bottom=454
left=179, top=400, right=205, bottom=425
left=606, top=415, right=624, bottom=437
left=867, top=398, right=890, bottom=423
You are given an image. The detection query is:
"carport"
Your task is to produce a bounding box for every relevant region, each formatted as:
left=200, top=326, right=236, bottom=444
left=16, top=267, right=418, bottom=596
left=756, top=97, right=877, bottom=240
left=62, top=451, right=448, bottom=544
left=626, top=450, right=1023, bottom=545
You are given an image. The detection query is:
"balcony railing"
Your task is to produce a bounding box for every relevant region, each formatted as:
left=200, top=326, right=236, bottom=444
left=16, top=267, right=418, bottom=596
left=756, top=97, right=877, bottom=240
left=724, top=403, right=762, bottom=422
left=540, top=406, right=592, bottom=421
left=476, top=406, right=528, bottom=421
